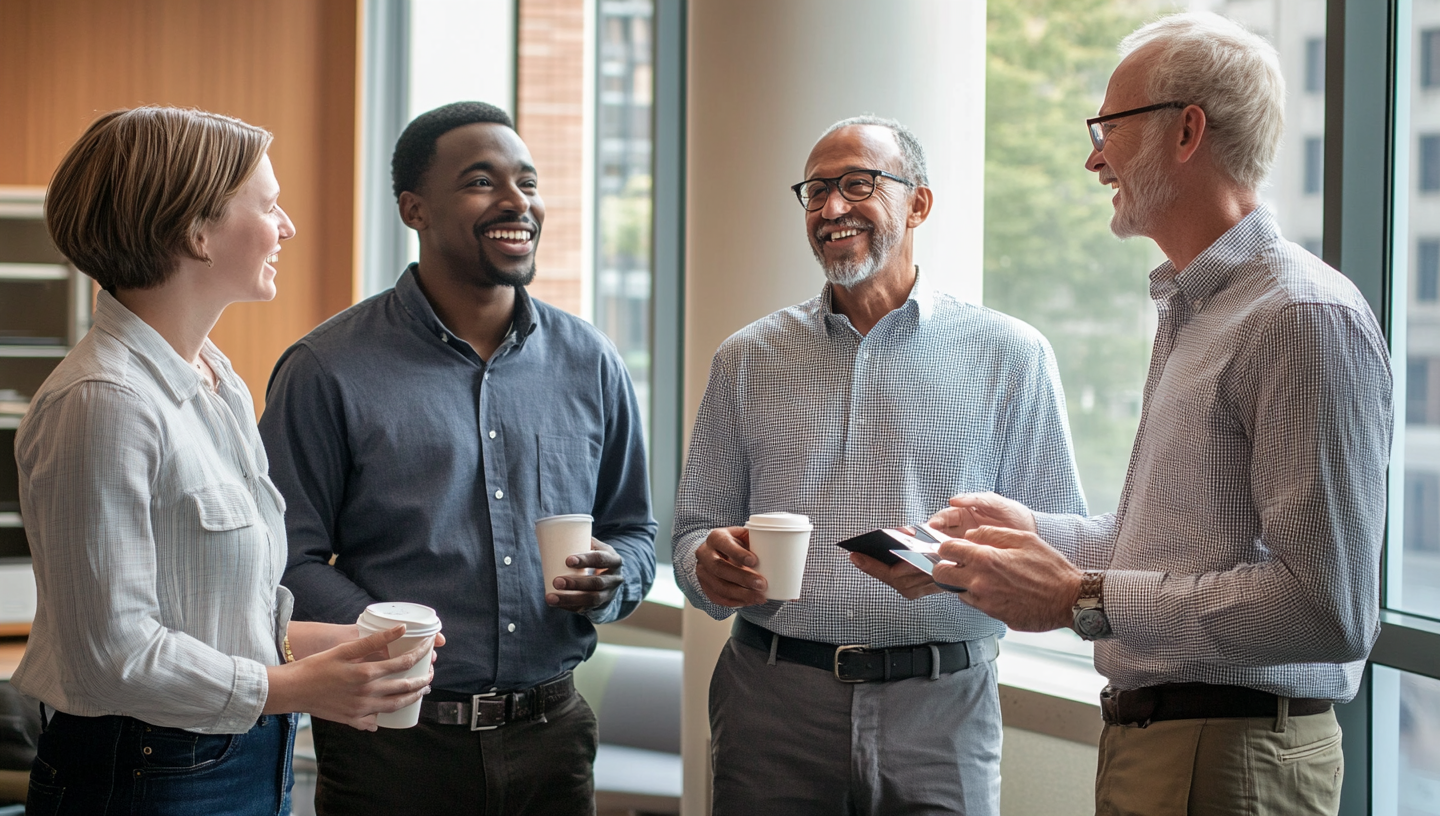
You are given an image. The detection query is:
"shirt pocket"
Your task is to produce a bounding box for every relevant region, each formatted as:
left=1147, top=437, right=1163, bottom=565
left=186, top=483, right=259, bottom=532
left=537, top=433, right=601, bottom=517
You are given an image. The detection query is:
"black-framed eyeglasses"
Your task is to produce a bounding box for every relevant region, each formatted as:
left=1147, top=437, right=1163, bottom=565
left=1086, top=102, right=1188, bottom=152
left=791, top=169, right=915, bottom=212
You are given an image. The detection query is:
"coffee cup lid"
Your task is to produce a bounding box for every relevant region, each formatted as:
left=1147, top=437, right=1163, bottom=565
left=535, top=514, right=595, bottom=527
left=745, top=512, right=812, bottom=531
left=357, top=602, right=442, bottom=636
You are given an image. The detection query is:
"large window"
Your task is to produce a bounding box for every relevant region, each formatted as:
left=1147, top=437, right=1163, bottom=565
left=595, top=0, right=655, bottom=435
left=1396, top=0, right=1440, bottom=622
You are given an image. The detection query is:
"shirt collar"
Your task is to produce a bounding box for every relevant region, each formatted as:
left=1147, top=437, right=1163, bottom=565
left=92, top=290, right=216, bottom=404
left=1149, top=205, right=1282, bottom=309
left=395, top=263, right=539, bottom=351
left=821, top=265, right=932, bottom=334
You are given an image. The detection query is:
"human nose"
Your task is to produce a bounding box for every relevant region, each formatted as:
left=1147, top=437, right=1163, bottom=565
left=1085, top=147, right=1105, bottom=175
left=497, top=180, right=531, bottom=215
left=819, top=184, right=852, bottom=220
left=276, top=205, right=297, bottom=240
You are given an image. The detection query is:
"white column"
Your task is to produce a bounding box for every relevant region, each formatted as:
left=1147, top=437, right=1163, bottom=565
left=680, top=2, right=988, bottom=813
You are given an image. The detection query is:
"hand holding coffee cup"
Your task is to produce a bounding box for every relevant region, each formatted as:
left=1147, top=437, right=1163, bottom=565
left=536, top=514, right=625, bottom=613
left=355, top=602, right=443, bottom=729
left=694, top=513, right=813, bottom=606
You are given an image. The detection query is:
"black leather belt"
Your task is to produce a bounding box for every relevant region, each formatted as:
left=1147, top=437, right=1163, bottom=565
left=419, top=672, right=575, bottom=730
left=733, top=615, right=997, bottom=683
left=1100, top=682, right=1332, bottom=727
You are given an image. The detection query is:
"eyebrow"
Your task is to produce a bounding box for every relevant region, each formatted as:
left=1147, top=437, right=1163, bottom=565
left=456, top=160, right=539, bottom=179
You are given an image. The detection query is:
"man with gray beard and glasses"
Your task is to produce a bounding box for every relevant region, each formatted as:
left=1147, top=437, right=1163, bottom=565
left=875, top=14, right=1392, bottom=816
left=672, top=115, right=1086, bottom=815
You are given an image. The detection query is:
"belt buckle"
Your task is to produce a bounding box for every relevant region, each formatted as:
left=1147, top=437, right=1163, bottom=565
left=470, top=692, right=504, bottom=731
left=833, top=645, right=869, bottom=683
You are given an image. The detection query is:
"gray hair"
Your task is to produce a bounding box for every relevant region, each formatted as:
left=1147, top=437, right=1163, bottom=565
left=1121, top=12, right=1285, bottom=191
left=818, top=115, right=930, bottom=187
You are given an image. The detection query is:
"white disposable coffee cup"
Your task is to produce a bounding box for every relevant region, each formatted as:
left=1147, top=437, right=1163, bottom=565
left=744, top=512, right=813, bottom=600
left=355, top=602, right=442, bottom=729
left=535, top=514, right=595, bottom=593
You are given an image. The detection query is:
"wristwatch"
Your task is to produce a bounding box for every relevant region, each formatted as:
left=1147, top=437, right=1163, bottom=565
left=1072, top=570, right=1114, bottom=641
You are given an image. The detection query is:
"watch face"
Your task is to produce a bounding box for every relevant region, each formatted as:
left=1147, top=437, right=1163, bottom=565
left=1075, top=607, right=1111, bottom=640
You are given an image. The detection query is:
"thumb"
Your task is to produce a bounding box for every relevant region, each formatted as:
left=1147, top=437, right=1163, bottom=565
left=332, top=625, right=404, bottom=660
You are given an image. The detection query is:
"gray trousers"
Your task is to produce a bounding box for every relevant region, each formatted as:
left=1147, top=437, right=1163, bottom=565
left=709, top=636, right=1002, bottom=816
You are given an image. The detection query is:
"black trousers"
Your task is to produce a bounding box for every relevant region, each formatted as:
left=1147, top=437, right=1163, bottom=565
left=310, top=692, right=597, bottom=816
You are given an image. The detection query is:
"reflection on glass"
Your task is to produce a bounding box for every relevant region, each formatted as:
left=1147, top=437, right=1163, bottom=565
left=983, top=0, right=1322, bottom=659
left=1402, top=1, right=1440, bottom=620
left=595, top=0, right=654, bottom=436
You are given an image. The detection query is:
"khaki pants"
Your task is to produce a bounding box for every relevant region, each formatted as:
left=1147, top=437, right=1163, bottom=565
left=1095, top=707, right=1343, bottom=816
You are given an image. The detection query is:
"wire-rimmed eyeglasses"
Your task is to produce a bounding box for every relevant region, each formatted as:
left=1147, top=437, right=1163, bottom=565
left=791, top=169, right=915, bottom=212
left=1086, top=102, right=1188, bottom=152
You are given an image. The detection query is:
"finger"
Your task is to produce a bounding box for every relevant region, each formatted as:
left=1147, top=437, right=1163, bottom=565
left=553, top=571, right=623, bottom=592
left=332, top=625, right=405, bottom=660
left=546, top=590, right=610, bottom=612
left=938, top=539, right=982, bottom=563
left=706, top=527, right=756, bottom=567
left=698, top=548, right=767, bottom=593
left=566, top=549, right=623, bottom=571
left=433, top=632, right=446, bottom=647
left=965, top=525, right=1033, bottom=549
left=696, top=569, right=768, bottom=607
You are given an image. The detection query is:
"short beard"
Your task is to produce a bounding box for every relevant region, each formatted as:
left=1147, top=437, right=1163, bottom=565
left=473, top=222, right=539, bottom=288
left=1110, top=127, right=1180, bottom=240
left=811, top=216, right=902, bottom=288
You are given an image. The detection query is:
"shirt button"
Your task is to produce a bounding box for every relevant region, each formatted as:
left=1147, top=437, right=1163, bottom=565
left=441, top=333, right=448, bottom=342
left=503, top=556, right=512, bottom=565
left=489, top=430, right=497, bottom=439
left=507, top=623, right=516, bottom=633
left=495, top=490, right=504, bottom=499
left=846, top=610, right=854, bottom=619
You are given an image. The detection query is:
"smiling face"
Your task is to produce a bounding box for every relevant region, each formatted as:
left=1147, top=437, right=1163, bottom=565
left=196, top=153, right=295, bottom=303
left=406, top=122, right=545, bottom=288
left=1085, top=51, right=1182, bottom=239
left=802, top=125, right=913, bottom=288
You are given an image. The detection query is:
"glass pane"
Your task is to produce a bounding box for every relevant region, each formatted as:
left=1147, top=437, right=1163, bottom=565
left=1375, top=666, right=1440, bottom=815
left=1397, top=1, right=1440, bottom=619
left=984, top=0, right=1323, bottom=662
left=595, top=0, right=655, bottom=437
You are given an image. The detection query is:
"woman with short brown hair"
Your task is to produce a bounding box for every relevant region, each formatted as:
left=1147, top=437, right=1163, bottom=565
left=13, top=106, right=437, bottom=816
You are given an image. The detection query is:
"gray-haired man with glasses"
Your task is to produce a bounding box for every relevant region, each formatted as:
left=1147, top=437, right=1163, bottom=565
left=672, top=115, right=1086, bottom=814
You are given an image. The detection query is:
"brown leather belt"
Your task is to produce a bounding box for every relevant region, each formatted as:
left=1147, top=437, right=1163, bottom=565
left=419, top=672, right=575, bottom=730
left=1100, top=682, right=1332, bottom=727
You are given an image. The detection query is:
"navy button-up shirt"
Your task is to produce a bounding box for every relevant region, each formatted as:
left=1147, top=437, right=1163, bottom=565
left=259, top=266, right=656, bottom=692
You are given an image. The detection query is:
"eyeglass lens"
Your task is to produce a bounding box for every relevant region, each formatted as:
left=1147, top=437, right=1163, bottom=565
left=801, top=171, right=881, bottom=211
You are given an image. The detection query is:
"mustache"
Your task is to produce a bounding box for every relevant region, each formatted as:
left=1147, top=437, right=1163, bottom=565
left=813, top=216, right=873, bottom=243
left=473, top=215, right=542, bottom=240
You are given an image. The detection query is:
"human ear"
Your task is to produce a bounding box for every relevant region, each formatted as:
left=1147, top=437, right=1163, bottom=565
left=907, top=186, right=934, bottom=229
left=1175, top=105, right=1207, bottom=164
left=398, top=191, right=427, bottom=231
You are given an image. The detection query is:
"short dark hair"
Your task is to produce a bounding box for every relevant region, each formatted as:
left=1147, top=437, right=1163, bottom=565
left=391, top=101, right=515, bottom=200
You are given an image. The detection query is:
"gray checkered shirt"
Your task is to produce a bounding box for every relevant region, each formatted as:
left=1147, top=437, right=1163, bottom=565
left=1035, top=206, right=1392, bottom=702
left=673, top=272, right=1087, bottom=647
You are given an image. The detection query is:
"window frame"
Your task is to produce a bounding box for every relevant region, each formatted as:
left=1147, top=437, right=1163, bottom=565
left=1326, top=0, right=1440, bottom=811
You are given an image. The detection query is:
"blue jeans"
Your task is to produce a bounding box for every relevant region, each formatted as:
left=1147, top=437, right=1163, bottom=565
left=26, top=709, right=296, bottom=816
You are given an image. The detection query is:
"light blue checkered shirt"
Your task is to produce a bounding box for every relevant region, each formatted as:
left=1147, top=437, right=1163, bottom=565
left=673, top=272, right=1087, bottom=647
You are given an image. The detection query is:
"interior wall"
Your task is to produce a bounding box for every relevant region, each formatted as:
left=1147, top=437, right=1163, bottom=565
left=0, top=0, right=359, bottom=414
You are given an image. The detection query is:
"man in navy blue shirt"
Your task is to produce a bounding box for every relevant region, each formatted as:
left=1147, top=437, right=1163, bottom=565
left=259, top=101, right=656, bottom=816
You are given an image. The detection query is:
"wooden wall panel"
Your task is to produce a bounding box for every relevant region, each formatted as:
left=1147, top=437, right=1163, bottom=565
left=0, top=0, right=359, bottom=414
